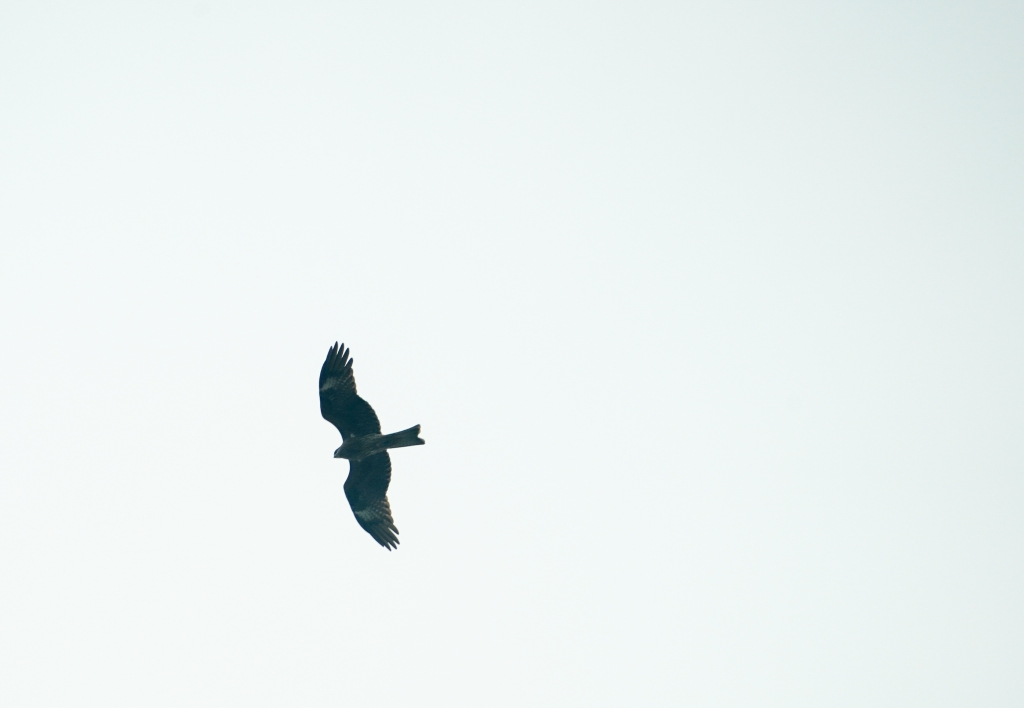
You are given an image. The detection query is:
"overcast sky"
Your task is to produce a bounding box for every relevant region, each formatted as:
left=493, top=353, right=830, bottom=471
left=1, top=2, right=1022, bottom=706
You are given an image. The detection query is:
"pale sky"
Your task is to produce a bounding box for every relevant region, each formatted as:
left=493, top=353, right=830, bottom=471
left=1, top=2, right=1022, bottom=706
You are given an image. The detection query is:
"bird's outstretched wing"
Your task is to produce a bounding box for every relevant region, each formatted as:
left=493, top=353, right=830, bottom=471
left=344, top=452, right=399, bottom=550
left=319, top=342, right=381, bottom=440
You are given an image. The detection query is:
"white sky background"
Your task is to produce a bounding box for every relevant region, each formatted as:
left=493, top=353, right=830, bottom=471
left=1, top=1, right=1022, bottom=705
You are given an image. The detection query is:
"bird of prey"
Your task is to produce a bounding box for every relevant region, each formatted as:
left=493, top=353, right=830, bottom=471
left=319, top=342, right=425, bottom=549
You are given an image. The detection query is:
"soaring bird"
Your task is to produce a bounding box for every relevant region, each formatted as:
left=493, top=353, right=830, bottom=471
left=319, top=342, right=425, bottom=549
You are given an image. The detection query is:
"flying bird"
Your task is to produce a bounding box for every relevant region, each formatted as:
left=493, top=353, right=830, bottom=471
left=319, top=342, right=425, bottom=549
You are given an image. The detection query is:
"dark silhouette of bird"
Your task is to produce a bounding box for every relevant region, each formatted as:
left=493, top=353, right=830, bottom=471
left=319, top=342, right=424, bottom=549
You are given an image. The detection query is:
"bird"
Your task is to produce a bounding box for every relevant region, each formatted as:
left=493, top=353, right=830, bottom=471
left=319, top=342, right=425, bottom=549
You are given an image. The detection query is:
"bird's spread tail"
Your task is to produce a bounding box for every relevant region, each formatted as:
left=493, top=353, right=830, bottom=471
left=383, top=425, right=425, bottom=449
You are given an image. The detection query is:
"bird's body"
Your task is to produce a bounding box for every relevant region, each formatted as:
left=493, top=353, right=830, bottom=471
left=333, top=427, right=424, bottom=462
left=319, top=342, right=424, bottom=550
